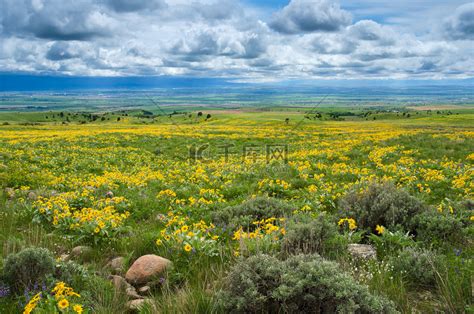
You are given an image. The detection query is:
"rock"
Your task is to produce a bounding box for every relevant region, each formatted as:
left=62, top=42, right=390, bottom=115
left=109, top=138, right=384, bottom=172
left=106, top=191, right=114, bottom=198
left=138, top=286, right=150, bottom=295
left=125, top=299, right=155, bottom=312
left=126, top=287, right=143, bottom=300
left=27, top=191, right=37, bottom=200
left=69, top=246, right=93, bottom=261
left=59, top=254, right=70, bottom=262
left=125, top=255, right=170, bottom=285
left=5, top=188, right=15, bottom=199
left=107, top=257, right=125, bottom=274
left=110, top=275, right=129, bottom=291
left=348, top=244, right=376, bottom=259
left=109, top=275, right=143, bottom=300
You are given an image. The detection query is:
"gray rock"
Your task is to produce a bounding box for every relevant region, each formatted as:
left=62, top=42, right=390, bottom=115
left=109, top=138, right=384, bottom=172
left=59, top=254, right=70, bottom=262
left=107, top=256, right=125, bottom=274
left=70, top=245, right=92, bottom=258
left=125, top=299, right=155, bottom=312
left=5, top=188, right=15, bottom=199
left=109, top=275, right=143, bottom=300
left=138, top=285, right=151, bottom=295
left=27, top=191, right=37, bottom=200
left=348, top=244, right=376, bottom=259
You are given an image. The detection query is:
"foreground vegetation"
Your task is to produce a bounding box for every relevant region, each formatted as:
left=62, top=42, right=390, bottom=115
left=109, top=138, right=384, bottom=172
left=0, top=109, right=472, bottom=313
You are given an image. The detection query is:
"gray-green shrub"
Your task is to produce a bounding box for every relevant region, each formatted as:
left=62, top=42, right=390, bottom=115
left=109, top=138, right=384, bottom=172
left=410, top=209, right=466, bottom=245
left=217, top=254, right=397, bottom=313
left=388, top=247, right=438, bottom=288
left=2, top=247, right=55, bottom=293
left=281, top=213, right=345, bottom=258
left=339, top=182, right=426, bottom=232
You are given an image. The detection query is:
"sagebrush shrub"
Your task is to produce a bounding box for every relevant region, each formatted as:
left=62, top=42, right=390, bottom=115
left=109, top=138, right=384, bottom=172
left=2, top=247, right=55, bottom=293
left=217, top=254, right=396, bottom=313
left=410, top=210, right=465, bottom=245
left=339, top=182, right=426, bottom=231
left=388, top=247, right=438, bottom=288
left=281, top=213, right=345, bottom=258
left=212, top=197, right=293, bottom=231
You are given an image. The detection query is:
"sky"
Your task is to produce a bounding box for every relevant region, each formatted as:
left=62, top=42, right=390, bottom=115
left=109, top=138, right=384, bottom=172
left=0, top=0, right=473, bottom=82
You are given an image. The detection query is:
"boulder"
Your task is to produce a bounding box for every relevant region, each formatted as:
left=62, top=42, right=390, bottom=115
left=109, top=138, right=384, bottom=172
left=125, top=255, right=170, bottom=285
left=348, top=244, right=376, bottom=259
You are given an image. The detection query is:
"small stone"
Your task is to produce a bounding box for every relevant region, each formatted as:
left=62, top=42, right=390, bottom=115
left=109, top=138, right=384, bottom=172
left=138, top=286, right=150, bottom=295
left=125, top=255, right=170, bottom=285
left=69, top=246, right=93, bottom=261
left=27, top=191, right=37, bottom=200
left=59, top=254, right=70, bottom=262
left=348, top=244, right=376, bottom=259
left=107, top=257, right=125, bottom=274
left=106, top=191, right=114, bottom=198
left=110, top=275, right=129, bottom=291
left=109, top=275, right=143, bottom=300
left=126, top=287, right=143, bottom=300
left=5, top=188, right=15, bottom=199
left=125, top=299, right=154, bottom=312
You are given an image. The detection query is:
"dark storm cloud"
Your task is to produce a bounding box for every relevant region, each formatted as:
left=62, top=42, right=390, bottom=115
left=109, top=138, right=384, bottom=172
left=443, top=3, right=474, bottom=40
left=269, top=0, right=351, bottom=34
left=0, top=0, right=114, bottom=41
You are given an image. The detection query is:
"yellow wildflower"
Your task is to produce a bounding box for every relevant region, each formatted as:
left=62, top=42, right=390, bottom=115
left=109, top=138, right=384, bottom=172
left=58, top=299, right=69, bottom=310
left=184, top=244, right=192, bottom=252
left=375, top=225, right=385, bottom=235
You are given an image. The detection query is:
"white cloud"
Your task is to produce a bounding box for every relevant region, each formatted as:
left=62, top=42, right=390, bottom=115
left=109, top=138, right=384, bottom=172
left=0, top=0, right=472, bottom=79
left=270, top=0, right=352, bottom=34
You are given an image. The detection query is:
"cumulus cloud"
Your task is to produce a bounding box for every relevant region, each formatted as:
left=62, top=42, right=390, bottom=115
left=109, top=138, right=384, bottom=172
left=0, top=0, right=472, bottom=79
left=169, top=25, right=267, bottom=61
left=1, top=0, right=115, bottom=40
left=347, top=20, right=396, bottom=45
left=443, top=3, right=474, bottom=40
left=270, top=0, right=352, bottom=34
